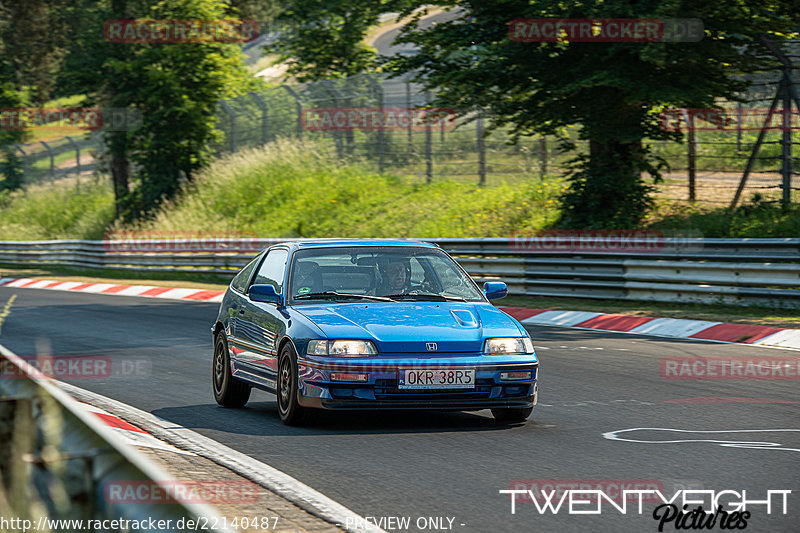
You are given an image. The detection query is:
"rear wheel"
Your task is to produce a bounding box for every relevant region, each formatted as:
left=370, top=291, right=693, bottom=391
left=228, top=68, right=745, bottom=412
left=277, top=344, right=317, bottom=426
left=491, top=406, right=533, bottom=423
left=213, top=332, right=251, bottom=407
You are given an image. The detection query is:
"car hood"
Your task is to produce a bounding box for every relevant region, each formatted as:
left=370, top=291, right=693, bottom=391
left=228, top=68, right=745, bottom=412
left=293, top=301, right=523, bottom=353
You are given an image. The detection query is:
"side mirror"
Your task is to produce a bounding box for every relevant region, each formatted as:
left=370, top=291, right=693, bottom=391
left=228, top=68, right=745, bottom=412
left=249, top=284, right=283, bottom=306
left=483, top=281, right=508, bottom=300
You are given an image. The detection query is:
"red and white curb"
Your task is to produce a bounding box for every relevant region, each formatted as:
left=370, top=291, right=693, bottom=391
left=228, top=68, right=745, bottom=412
left=78, top=400, right=195, bottom=456
left=0, top=278, right=224, bottom=303
left=3, top=278, right=797, bottom=350
left=500, top=307, right=800, bottom=351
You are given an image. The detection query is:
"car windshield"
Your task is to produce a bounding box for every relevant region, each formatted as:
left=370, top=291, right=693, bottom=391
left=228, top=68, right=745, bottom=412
left=288, top=246, right=485, bottom=303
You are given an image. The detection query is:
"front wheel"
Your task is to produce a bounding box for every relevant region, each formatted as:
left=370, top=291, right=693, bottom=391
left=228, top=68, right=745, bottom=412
left=277, top=344, right=317, bottom=426
left=213, top=332, right=251, bottom=407
left=491, top=406, right=533, bottom=423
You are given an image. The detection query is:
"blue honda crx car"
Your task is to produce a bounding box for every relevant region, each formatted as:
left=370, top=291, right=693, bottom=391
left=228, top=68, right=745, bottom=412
left=211, top=240, right=539, bottom=425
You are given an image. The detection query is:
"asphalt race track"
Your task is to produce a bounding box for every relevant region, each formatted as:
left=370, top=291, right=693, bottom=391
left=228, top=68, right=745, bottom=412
left=1, top=287, right=798, bottom=533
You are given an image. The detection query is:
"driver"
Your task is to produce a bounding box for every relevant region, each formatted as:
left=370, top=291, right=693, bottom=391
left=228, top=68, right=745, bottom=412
left=383, top=257, right=412, bottom=294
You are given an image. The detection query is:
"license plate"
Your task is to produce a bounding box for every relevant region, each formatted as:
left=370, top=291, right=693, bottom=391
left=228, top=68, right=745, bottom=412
left=398, top=368, right=476, bottom=389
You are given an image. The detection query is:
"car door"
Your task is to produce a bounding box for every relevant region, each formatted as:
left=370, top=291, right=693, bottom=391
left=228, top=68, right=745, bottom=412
left=237, top=247, right=289, bottom=389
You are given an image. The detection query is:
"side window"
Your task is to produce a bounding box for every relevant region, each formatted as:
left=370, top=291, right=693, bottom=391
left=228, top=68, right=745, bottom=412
left=230, top=254, right=261, bottom=293
left=251, top=249, right=289, bottom=292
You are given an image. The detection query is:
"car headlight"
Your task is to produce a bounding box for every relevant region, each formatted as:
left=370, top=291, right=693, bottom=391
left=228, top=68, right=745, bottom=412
left=483, top=337, right=535, bottom=355
left=307, top=340, right=377, bottom=356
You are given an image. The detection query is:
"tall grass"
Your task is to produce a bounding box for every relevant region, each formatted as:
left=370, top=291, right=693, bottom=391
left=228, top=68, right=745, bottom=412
left=0, top=181, right=114, bottom=240
left=130, top=139, right=563, bottom=238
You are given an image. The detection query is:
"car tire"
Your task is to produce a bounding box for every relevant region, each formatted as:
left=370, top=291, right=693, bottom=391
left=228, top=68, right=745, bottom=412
left=491, top=406, right=533, bottom=423
left=277, top=344, right=318, bottom=426
left=213, top=332, right=251, bottom=407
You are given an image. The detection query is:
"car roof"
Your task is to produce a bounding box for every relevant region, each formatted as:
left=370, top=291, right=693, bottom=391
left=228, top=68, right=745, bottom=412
left=270, top=239, right=440, bottom=252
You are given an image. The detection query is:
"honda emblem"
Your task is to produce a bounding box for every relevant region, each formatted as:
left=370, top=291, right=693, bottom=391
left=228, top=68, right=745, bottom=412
left=426, top=342, right=437, bottom=351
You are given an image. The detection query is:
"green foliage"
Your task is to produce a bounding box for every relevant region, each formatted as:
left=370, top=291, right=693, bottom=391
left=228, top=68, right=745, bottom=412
left=128, top=139, right=557, bottom=237
left=267, top=0, right=411, bottom=80
left=0, top=83, right=29, bottom=192
left=648, top=194, right=800, bottom=237
left=382, top=0, right=798, bottom=228
left=0, top=182, right=115, bottom=240
left=53, top=0, right=260, bottom=220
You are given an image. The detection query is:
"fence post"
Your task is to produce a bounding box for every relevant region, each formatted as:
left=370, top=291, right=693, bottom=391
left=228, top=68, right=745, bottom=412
left=476, top=109, right=486, bottom=186
left=249, top=92, right=269, bottom=145
left=780, top=69, right=792, bottom=207
left=321, top=80, right=344, bottom=159
left=40, top=141, right=55, bottom=180
left=736, top=102, right=743, bottom=152
left=281, top=85, right=303, bottom=140
left=365, top=75, right=385, bottom=172
left=539, top=137, right=547, bottom=179
left=682, top=109, right=696, bottom=203
left=65, top=136, right=81, bottom=176
left=218, top=101, right=236, bottom=153
left=406, top=81, right=413, bottom=148
left=425, top=91, right=433, bottom=183
left=13, top=144, right=27, bottom=184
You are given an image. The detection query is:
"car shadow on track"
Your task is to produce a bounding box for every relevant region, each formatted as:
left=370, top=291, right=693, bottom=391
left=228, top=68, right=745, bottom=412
left=150, top=398, right=542, bottom=436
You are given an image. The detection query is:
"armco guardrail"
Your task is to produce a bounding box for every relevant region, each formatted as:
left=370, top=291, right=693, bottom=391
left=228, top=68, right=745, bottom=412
left=0, top=344, right=233, bottom=532
left=1, top=237, right=799, bottom=308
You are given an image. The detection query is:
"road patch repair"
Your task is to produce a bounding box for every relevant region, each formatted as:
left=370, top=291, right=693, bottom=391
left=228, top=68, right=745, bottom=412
left=2, top=277, right=799, bottom=350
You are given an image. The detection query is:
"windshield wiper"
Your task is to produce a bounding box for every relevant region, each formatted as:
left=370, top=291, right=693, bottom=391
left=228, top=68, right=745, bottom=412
left=294, top=291, right=394, bottom=302
left=386, top=293, right=467, bottom=302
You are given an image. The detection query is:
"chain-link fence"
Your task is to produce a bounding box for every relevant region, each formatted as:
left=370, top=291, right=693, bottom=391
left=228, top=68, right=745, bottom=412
left=212, top=61, right=798, bottom=207
left=4, top=133, right=103, bottom=189
left=5, top=41, right=798, bottom=208
left=211, top=72, right=571, bottom=186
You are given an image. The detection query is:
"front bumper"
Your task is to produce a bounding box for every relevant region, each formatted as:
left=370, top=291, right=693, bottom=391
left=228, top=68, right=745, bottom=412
left=296, top=355, right=538, bottom=410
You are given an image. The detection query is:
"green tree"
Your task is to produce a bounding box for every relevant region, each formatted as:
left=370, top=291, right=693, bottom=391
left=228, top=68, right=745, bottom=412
left=267, top=0, right=407, bottom=80
left=270, top=0, right=798, bottom=228
left=58, top=0, right=258, bottom=219
left=0, top=1, right=31, bottom=191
